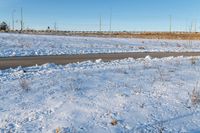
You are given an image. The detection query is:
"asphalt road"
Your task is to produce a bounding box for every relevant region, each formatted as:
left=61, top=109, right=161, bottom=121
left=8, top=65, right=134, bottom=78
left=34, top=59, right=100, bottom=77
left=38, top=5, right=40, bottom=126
left=1, top=52, right=200, bottom=70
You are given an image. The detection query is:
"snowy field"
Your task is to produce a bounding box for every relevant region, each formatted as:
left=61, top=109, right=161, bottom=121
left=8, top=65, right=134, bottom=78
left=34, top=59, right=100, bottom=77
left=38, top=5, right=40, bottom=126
left=0, top=56, right=200, bottom=133
left=1, top=33, right=200, bottom=57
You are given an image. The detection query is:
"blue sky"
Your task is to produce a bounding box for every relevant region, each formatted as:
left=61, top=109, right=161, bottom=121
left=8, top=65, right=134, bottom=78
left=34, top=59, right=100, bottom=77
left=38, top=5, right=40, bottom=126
left=0, top=0, right=200, bottom=31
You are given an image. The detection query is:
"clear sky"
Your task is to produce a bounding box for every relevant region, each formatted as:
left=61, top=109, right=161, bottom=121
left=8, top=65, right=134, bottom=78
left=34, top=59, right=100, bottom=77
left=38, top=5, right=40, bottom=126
left=0, top=0, right=200, bottom=31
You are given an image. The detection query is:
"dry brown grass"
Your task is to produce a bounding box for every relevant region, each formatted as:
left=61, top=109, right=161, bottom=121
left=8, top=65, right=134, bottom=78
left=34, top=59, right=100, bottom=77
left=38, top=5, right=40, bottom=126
left=111, top=119, right=118, bottom=126
left=190, top=88, right=200, bottom=105
left=79, top=32, right=200, bottom=40
left=19, top=79, right=30, bottom=92
left=4, top=30, right=200, bottom=40
left=188, top=82, right=200, bottom=106
left=138, top=46, right=145, bottom=50
left=190, top=57, right=198, bottom=65
left=55, top=127, right=60, bottom=133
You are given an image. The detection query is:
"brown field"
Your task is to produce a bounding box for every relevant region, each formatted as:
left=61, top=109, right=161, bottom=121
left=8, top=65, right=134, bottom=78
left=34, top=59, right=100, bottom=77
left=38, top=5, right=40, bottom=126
left=2, top=30, right=200, bottom=40
left=77, top=32, right=200, bottom=40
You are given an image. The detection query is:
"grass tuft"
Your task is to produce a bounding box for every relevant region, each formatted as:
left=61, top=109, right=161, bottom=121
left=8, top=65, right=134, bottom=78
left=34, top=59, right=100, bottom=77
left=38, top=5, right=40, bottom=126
left=19, top=79, right=30, bottom=92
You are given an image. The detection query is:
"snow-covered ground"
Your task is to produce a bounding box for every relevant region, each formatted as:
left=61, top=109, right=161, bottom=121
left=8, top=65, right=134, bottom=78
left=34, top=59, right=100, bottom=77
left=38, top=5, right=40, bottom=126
left=0, top=33, right=200, bottom=57
left=0, top=56, right=200, bottom=133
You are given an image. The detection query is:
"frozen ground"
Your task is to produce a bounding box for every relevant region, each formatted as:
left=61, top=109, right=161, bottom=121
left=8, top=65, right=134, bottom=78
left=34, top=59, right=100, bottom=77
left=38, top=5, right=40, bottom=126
left=0, top=33, right=200, bottom=57
left=0, top=56, right=200, bottom=132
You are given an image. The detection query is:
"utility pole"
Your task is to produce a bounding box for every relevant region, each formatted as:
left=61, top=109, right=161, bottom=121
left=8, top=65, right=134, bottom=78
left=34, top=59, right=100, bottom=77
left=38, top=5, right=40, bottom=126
left=20, top=8, right=23, bottom=32
left=109, top=9, right=112, bottom=32
left=190, top=21, right=193, bottom=33
left=99, top=15, right=102, bottom=32
left=12, top=10, right=16, bottom=31
left=54, top=22, right=57, bottom=31
left=185, top=19, right=188, bottom=32
left=194, top=20, right=197, bottom=32
left=169, top=15, right=172, bottom=33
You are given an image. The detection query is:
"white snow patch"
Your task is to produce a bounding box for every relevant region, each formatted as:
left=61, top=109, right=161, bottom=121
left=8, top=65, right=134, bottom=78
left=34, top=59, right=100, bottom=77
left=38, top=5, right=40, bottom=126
left=1, top=33, right=200, bottom=57
left=0, top=57, right=200, bottom=132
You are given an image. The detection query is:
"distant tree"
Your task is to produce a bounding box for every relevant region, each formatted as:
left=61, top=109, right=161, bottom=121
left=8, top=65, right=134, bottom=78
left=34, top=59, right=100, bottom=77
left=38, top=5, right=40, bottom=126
left=0, top=22, right=9, bottom=31
left=46, top=26, right=51, bottom=32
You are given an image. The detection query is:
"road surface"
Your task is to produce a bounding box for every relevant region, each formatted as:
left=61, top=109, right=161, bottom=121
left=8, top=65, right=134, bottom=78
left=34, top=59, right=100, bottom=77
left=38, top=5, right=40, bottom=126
left=0, top=52, right=200, bottom=70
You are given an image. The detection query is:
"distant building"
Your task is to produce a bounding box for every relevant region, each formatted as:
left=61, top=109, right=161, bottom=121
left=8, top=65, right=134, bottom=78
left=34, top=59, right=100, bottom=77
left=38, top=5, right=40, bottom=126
left=0, top=22, right=9, bottom=31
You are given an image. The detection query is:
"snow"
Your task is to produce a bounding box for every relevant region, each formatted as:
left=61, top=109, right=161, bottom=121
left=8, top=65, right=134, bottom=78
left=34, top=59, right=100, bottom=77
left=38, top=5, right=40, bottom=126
left=1, top=33, right=200, bottom=57
left=0, top=56, right=200, bottom=132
